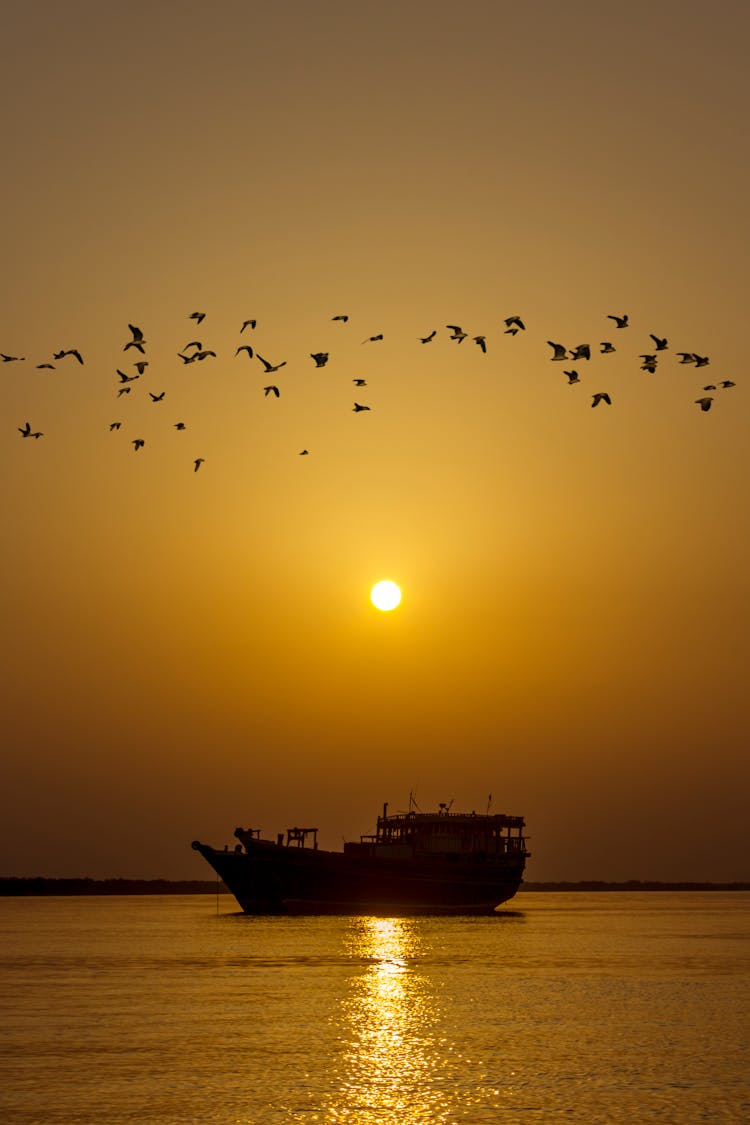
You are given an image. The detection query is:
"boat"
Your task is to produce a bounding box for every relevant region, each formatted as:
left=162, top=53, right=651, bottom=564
left=191, top=801, right=529, bottom=915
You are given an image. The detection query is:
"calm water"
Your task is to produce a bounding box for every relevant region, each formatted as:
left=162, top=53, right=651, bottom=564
left=1, top=892, right=748, bottom=1124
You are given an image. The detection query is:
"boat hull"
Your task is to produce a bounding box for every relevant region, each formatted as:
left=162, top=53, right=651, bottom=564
left=192, top=840, right=526, bottom=915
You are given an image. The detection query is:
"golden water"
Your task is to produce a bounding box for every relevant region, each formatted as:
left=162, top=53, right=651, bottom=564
left=2, top=892, right=748, bottom=1123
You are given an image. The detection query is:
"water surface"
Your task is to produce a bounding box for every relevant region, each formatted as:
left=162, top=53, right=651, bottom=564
left=2, top=892, right=748, bottom=1123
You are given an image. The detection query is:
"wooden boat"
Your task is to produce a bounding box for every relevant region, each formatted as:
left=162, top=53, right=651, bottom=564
left=192, top=801, right=529, bottom=915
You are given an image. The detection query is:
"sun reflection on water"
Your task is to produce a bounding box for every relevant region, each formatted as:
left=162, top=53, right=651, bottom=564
left=325, top=918, right=450, bottom=1124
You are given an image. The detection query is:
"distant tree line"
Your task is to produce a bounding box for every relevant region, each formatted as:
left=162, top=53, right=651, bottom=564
left=522, top=880, right=750, bottom=892
left=0, top=877, right=229, bottom=895
left=1, top=877, right=748, bottom=895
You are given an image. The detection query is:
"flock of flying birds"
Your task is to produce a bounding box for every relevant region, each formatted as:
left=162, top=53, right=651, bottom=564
left=4, top=310, right=738, bottom=469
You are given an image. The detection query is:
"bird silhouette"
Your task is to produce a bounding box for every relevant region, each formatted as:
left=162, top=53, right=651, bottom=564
left=117, top=386, right=132, bottom=396
left=420, top=330, right=437, bottom=343
left=235, top=345, right=254, bottom=358
left=332, top=314, right=349, bottom=322
left=258, top=354, right=286, bottom=373
left=353, top=403, right=371, bottom=412
left=299, top=449, right=309, bottom=455
left=607, top=314, right=629, bottom=328
left=193, top=350, right=216, bottom=361
left=564, top=369, right=580, bottom=384
left=591, top=392, right=612, bottom=407
left=124, top=325, right=145, bottom=352
left=446, top=325, right=467, bottom=342
left=117, top=369, right=139, bottom=382
left=264, top=385, right=280, bottom=397
left=571, top=344, right=591, bottom=361
left=693, top=354, right=709, bottom=367
left=548, top=341, right=568, bottom=361
left=641, top=359, right=658, bottom=373
left=703, top=384, right=717, bottom=391
left=600, top=342, right=616, bottom=353
left=36, top=363, right=55, bottom=369
left=650, top=334, right=668, bottom=350
left=189, top=312, right=206, bottom=324
left=132, top=438, right=145, bottom=450
left=53, top=348, right=84, bottom=364
left=149, top=392, right=166, bottom=402
left=719, top=380, right=736, bottom=388
left=362, top=334, right=384, bottom=343
left=310, top=352, right=329, bottom=367
left=473, top=336, right=487, bottom=353
left=240, top=319, right=256, bottom=333
left=193, top=458, right=205, bottom=471
left=183, top=341, right=202, bottom=352
left=109, top=422, right=122, bottom=431
left=505, top=316, right=525, bottom=331
left=353, top=378, right=367, bottom=386
left=695, top=397, right=713, bottom=412
left=174, top=422, right=187, bottom=430
left=2, top=354, right=25, bottom=362
left=133, top=360, right=148, bottom=374
left=677, top=353, right=696, bottom=364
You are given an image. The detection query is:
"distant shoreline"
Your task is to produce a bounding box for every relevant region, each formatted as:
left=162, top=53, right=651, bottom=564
left=522, top=881, right=750, bottom=892
left=0, top=878, right=226, bottom=896
left=1, top=877, right=748, bottom=896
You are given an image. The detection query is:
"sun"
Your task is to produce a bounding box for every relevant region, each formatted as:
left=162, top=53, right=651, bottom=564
left=370, top=580, right=401, bottom=612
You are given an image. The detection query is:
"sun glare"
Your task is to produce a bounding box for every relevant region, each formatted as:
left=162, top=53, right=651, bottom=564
left=370, top=580, right=401, bottom=612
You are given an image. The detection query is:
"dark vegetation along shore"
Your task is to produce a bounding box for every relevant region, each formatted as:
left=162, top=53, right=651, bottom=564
left=1, top=877, right=748, bottom=896
left=523, top=880, right=750, bottom=892
left=0, top=878, right=225, bottom=895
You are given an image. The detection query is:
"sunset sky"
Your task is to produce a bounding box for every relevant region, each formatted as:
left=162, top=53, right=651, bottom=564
left=2, top=0, right=748, bottom=882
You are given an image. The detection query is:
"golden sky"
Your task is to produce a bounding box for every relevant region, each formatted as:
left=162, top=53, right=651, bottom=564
left=2, top=0, right=748, bottom=881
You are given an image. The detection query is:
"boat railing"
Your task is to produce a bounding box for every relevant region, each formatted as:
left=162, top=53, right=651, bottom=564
left=234, top=827, right=261, bottom=841
left=360, top=826, right=527, bottom=854
left=286, top=827, right=319, bottom=849
left=378, top=811, right=525, bottom=828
